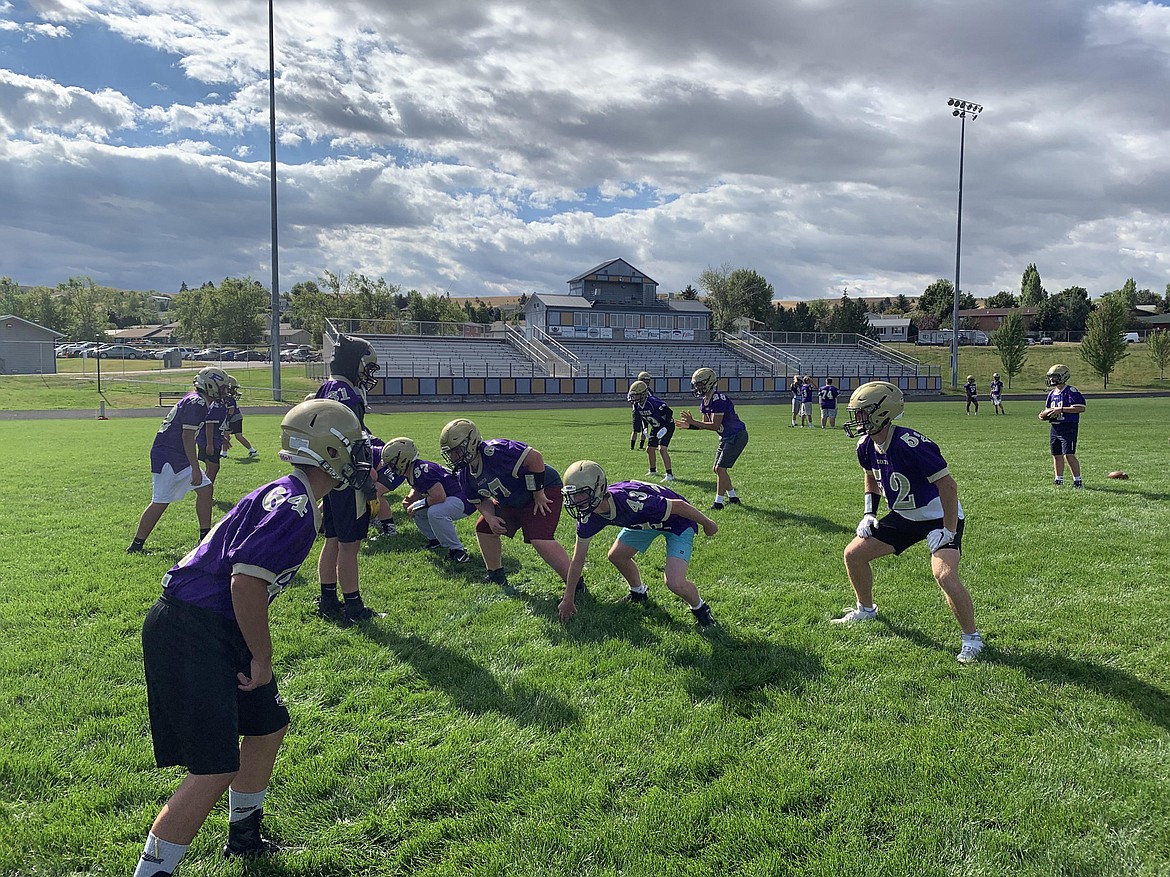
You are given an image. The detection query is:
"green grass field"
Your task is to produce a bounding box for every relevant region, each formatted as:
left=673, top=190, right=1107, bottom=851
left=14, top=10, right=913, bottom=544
left=1, top=400, right=1167, bottom=876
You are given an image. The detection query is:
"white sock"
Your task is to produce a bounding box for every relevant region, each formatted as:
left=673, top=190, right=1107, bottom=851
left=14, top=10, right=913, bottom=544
left=228, top=787, right=267, bottom=822
left=715, top=494, right=726, bottom=504
left=690, top=598, right=706, bottom=611
left=134, top=832, right=187, bottom=877
left=962, top=632, right=982, bottom=641
left=630, top=585, right=648, bottom=594
left=726, top=489, right=737, bottom=498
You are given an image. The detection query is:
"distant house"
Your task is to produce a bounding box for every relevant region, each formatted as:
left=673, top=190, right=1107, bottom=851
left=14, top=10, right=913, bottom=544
left=264, top=324, right=312, bottom=347
left=957, top=307, right=1040, bottom=333
left=106, top=324, right=173, bottom=344
left=865, top=314, right=911, bottom=342
left=0, top=314, right=65, bottom=374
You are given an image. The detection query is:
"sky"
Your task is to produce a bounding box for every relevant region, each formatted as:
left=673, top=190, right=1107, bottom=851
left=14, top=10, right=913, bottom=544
left=2, top=0, right=1169, bottom=302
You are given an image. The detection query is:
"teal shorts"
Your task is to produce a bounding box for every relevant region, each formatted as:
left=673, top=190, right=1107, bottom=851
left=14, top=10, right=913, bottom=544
left=617, top=527, right=695, bottom=562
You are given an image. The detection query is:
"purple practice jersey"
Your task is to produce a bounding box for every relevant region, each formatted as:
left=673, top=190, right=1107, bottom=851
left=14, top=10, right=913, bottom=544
left=458, top=438, right=563, bottom=509
left=195, top=401, right=228, bottom=453
left=412, top=458, right=476, bottom=515
left=801, top=384, right=815, bottom=404
left=575, top=481, right=697, bottom=540
left=370, top=442, right=407, bottom=492
left=633, top=394, right=673, bottom=430
left=150, top=392, right=209, bottom=474
left=160, top=470, right=323, bottom=619
left=819, top=384, right=840, bottom=408
left=700, top=392, right=746, bottom=436
left=990, top=379, right=1004, bottom=397
left=856, top=425, right=964, bottom=523
left=964, top=381, right=978, bottom=399
left=1045, top=386, right=1086, bottom=424
left=315, top=378, right=367, bottom=429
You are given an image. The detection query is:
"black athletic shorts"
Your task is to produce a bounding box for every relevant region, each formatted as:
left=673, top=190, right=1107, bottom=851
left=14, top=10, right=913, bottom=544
left=142, top=595, right=290, bottom=775
left=871, top=513, right=965, bottom=556
left=647, top=422, right=675, bottom=449
left=1049, top=422, right=1079, bottom=456
left=321, top=485, right=372, bottom=543
left=714, top=429, right=749, bottom=469
left=228, top=415, right=244, bottom=434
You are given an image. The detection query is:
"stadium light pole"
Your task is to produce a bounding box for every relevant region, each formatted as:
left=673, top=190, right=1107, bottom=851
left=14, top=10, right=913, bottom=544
left=267, top=0, right=282, bottom=401
left=947, top=96, right=982, bottom=390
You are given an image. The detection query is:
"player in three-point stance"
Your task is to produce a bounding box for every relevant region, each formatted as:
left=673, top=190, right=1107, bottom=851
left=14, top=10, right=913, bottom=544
left=628, top=378, right=676, bottom=481
left=989, top=372, right=1005, bottom=415
left=127, top=366, right=234, bottom=554
left=385, top=436, right=476, bottom=564
left=440, top=417, right=582, bottom=594
left=133, top=399, right=372, bottom=876
left=1039, top=363, right=1086, bottom=488
left=832, top=381, right=984, bottom=664
left=963, top=375, right=979, bottom=415
left=313, top=334, right=383, bottom=625
left=675, top=367, right=749, bottom=510
left=558, top=460, right=718, bottom=628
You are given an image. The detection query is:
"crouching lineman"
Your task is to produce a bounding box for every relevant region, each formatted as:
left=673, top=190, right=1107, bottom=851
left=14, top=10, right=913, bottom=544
left=558, top=460, right=718, bottom=628
left=382, top=436, right=476, bottom=564
left=133, top=400, right=371, bottom=876
left=832, top=381, right=984, bottom=664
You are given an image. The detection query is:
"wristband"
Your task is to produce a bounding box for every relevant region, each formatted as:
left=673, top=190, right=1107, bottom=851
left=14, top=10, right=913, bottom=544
left=688, top=422, right=700, bottom=430
left=864, top=492, right=879, bottom=516
left=524, top=469, right=546, bottom=492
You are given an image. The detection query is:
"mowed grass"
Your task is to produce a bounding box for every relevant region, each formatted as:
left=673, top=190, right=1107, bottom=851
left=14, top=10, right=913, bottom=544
left=0, top=400, right=1168, bottom=877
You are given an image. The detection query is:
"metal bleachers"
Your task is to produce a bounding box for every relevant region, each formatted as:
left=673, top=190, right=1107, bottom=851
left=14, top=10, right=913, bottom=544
left=557, top=341, right=771, bottom=379
left=370, top=337, right=549, bottom=378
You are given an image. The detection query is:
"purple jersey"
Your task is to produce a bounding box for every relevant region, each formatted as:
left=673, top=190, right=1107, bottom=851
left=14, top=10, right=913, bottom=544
left=150, top=392, right=208, bottom=474
left=1045, top=386, right=1086, bottom=424
left=964, top=381, right=978, bottom=399
left=370, top=443, right=407, bottom=492
left=412, top=458, right=476, bottom=515
left=633, top=394, right=673, bottom=430
left=315, top=378, right=367, bottom=429
left=160, top=470, right=322, bottom=619
left=990, top=380, right=1004, bottom=396
left=701, top=392, right=746, bottom=436
left=856, top=425, right=964, bottom=523
left=575, top=481, right=697, bottom=540
left=819, top=384, right=840, bottom=408
left=195, top=401, right=228, bottom=453
left=801, top=384, right=815, bottom=404
left=458, top=438, right=563, bottom=509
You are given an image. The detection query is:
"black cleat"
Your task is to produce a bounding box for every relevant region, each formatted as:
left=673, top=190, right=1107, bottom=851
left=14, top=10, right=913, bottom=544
left=223, top=810, right=282, bottom=859
left=342, top=605, right=381, bottom=627
left=618, top=589, right=648, bottom=605
left=709, top=501, right=725, bottom=511
left=425, top=539, right=443, bottom=550
left=574, top=576, right=587, bottom=596
left=448, top=548, right=471, bottom=563
left=691, top=604, right=717, bottom=629
left=126, top=540, right=147, bottom=554
left=727, top=496, right=741, bottom=505
left=485, top=568, right=508, bottom=587
left=315, top=597, right=344, bottom=620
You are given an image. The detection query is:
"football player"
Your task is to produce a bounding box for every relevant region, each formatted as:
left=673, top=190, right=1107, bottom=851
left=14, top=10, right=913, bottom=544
left=989, top=372, right=1005, bottom=415
left=368, top=437, right=402, bottom=539
left=558, top=461, right=718, bottom=628
left=386, top=436, right=476, bottom=563
left=789, top=376, right=802, bottom=427
left=800, top=375, right=816, bottom=427
left=833, top=381, right=984, bottom=664
left=313, top=334, right=382, bottom=624
left=1039, top=363, right=1086, bottom=488
left=221, top=378, right=259, bottom=459
left=818, top=377, right=840, bottom=429
left=963, top=375, right=979, bottom=415
left=628, top=371, right=653, bottom=451
left=195, top=391, right=229, bottom=486
left=127, top=366, right=233, bottom=553
left=675, top=367, right=749, bottom=510
left=440, top=417, right=581, bottom=592
left=628, top=379, right=676, bottom=481
left=133, top=399, right=370, bottom=877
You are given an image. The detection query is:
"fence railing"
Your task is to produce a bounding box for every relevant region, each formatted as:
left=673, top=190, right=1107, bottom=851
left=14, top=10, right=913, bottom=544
left=858, top=336, right=940, bottom=376
left=527, top=325, right=580, bottom=374
left=327, top=317, right=500, bottom=338
left=719, top=330, right=802, bottom=377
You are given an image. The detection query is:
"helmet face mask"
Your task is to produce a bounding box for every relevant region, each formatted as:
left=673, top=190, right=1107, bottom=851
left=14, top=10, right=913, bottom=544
left=279, top=399, right=371, bottom=489
left=844, top=381, right=905, bottom=439
left=627, top=380, right=650, bottom=405
left=691, top=367, right=717, bottom=398
left=224, top=375, right=241, bottom=403
left=193, top=366, right=231, bottom=403
left=440, top=418, right=481, bottom=471
left=1045, top=364, right=1070, bottom=387
left=381, top=437, right=418, bottom=477
left=562, top=460, right=608, bottom=522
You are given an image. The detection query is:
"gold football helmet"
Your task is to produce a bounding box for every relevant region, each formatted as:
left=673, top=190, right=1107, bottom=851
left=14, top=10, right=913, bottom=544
left=562, top=460, right=608, bottom=522
left=223, top=374, right=241, bottom=403
left=193, top=366, right=232, bottom=403
left=627, top=380, right=650, bottom=405
left=966, top=375, right=975, bottom=383
left=279, top=399, right=371, bottom=489
left=1045, top=363, right=1070, bottom=387
left=691, top=367, right=718, bottom=397
left=380, top=437, right=418, bottom=477
left=844, top=381, right=904, bottom=438
left=439, top=418, right=482, bottom=471
left=636, top=371, right=653, bottom=384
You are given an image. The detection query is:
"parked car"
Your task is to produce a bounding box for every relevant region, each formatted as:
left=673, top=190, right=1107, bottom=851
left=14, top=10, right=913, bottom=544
left=1039, top=336, right=1054, bottom=345
left=235, top=349, right=269, bottom=361
left=191, top=348, right=229, bottom=361
left=96, top=343, right=144, bottom=359
left=1123, top=332, right=1140, bottom=344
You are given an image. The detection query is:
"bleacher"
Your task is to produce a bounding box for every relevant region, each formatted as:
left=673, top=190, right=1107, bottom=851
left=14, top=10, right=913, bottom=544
left=767, top=344, right=920, bottom=379
left=558, top=341, right=772, bottom=379
left=370, top=337, right=545, bottom=377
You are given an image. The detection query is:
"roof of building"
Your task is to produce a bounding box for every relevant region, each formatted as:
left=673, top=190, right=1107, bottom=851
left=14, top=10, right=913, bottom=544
left=865, top=314, right=911, bottom=325
left=665, top=299, right=710, bottom=312
left=568, top=258, right=657, bottom=285
left=0, top=314, right=66, bottom=338
left=527, top=293, right=593, bottom=309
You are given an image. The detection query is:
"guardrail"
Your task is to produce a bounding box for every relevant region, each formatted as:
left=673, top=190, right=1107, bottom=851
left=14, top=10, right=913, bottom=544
left=857, top=336, right=939, bottom=376
left=719, top=330, right=802, bottom=377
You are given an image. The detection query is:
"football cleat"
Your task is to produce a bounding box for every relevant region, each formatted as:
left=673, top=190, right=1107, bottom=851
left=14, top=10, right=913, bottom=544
left=844, top=381, right=904, bottom=438
left=220, top=449, right=230, bottom=458
left=575, top=576, right=587, bottom=596
left=486, top=568, right=509, bottom=587
left=342, top=605, right=382, bottom=626
left=691, top=604, right=717, bottom=629
left=425, top=539, right=442, bottom=550
left=661, top=473, right=676, bottom=483
left=380, top=520, right=398, bottom=536
left=727, top=496, right=741, bottom=504
left=448, top=548, right=471, bottom=563
left=831, top=605, right=878, bottom=624
left=315, top=597, right=344, bottom=620
left=126, top=542, right=147, bottom=554
left=957, top=636, right=984, bottom=664
left=223, top=810, right=281, bottom=859
left=618, top=589, right=648, bottom=605
left=710, top=501, right=725, bottom=510
left=248, top=448, right=260, bottom=458
left=563, top=460, right=608, bottom=522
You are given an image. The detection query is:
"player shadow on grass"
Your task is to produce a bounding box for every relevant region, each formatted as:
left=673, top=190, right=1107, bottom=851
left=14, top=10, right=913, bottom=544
left=745, top=505, right=855, bottom=536
left=351, top=625, right=579, bottom=732
left=1073, top=483, right=1170, bottom=503
left=882, top=620, right=1170, bottom=731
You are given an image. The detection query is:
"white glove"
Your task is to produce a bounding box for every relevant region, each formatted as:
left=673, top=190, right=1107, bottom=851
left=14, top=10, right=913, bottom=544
left=856, top=514, right=879, bottom=539
left=408, top=498, right=428, bottom=513
left=927, top=527, right=956, bottom=553
left=655, top=427, right=668, bottom=439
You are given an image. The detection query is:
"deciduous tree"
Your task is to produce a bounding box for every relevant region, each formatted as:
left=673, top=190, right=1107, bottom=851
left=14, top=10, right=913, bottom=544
left=1079, top=294, right=1130, bottom=388
left=990, top=312, right=1028, bottom=388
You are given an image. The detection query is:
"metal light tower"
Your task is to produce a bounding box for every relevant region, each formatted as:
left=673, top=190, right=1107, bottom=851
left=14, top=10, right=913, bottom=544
left=947, top=97, right=982, bottom=389
left=268, top=0, right=282, bottom=401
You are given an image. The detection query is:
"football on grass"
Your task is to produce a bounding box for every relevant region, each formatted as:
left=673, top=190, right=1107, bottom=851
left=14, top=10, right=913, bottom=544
left=1107, top=470, right=1128, bottom=480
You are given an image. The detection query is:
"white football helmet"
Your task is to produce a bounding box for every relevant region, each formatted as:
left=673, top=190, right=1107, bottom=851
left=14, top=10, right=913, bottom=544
left=627, top=380, right=650, bottom=405
left=691, top=367, right=718, bottom=398
left=380, top=436, right=418, bottom=478
left=193, top=366, right=232, bottom=403
left=279, top=398, right=372, bottom=489
left=562, top=460, right=608, bottom=522
left=992, top=373, right=1000, bottom=380
left=439, top=418, right=482, bottom=471
left=1045, top=363, right=1070, bottom=387
left=844, top=381, right=904, bottom=438
left=223, top=374, right=241, bottom=403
